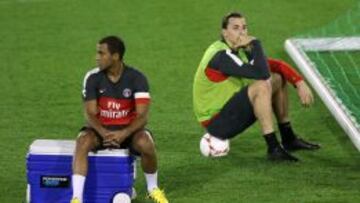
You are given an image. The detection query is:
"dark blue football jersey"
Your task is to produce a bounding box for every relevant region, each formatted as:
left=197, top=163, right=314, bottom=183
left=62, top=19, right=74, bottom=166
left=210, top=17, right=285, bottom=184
left=82, top=65, right=150, bottom=126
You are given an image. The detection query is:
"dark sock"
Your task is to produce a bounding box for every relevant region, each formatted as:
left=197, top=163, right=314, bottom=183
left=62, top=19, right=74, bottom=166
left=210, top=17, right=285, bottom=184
left=264, top=132, right=279, bottom=151
left=278, top=122, right=297, bottom=144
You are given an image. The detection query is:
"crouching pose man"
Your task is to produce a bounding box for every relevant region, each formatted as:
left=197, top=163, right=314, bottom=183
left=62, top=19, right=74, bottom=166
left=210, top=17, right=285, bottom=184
left=193, top=12, right=320, bottom=161
left=71, top=36, right=168, bottom=203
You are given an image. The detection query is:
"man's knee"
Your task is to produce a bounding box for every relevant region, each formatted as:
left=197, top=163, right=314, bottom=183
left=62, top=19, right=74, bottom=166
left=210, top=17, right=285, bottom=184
left=248, top=80, right=272, bottom=100
left=76, top=131, right=98, bottom=152
left=271, top=73, right=286, bottom=91
left=132, top=131, right=155, bottom=155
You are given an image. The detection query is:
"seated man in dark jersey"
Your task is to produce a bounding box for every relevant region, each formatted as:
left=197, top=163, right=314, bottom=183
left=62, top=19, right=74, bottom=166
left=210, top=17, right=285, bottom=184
left=193, top=12, right=320, bottom=162
left=71, top=36, right=168, bottom=203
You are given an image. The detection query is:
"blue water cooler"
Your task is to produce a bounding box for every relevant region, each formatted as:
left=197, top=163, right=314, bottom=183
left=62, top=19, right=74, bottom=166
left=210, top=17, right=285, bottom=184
left=26, top=139, right=135, bottom=203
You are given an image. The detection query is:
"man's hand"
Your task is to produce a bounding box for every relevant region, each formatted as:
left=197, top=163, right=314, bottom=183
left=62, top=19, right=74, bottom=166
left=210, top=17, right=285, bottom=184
left=103, top=129, right=130, bottom=148
left=237, top=35, right=256, bottom=48
left=295, top=80, right=314, bottom=107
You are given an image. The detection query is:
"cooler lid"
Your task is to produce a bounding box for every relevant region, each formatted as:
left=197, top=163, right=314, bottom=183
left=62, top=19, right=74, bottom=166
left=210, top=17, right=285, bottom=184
left=29, top=139, right=130, bottom=156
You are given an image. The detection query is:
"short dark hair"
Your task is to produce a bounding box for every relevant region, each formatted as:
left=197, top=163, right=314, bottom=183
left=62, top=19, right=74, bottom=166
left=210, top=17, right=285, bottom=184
left=99, top=36, right=126, bottom=60
left=221, top=12, right=244, bottom=29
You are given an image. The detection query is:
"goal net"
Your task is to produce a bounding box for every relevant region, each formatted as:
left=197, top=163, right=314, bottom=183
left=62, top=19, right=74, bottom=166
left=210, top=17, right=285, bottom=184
left=285, top=2, right=360, bottom=151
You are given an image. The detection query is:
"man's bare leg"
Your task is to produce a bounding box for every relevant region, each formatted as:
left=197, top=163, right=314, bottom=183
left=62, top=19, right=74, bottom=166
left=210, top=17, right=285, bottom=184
left=248, top=80, right=298, bottom=161
left=132, top=130, right=168, bottom=202
left=271, top=73, right=320, bottom=151
left=248, top=80, right=274, bottom=134
left=71, top=130, right=100, bottom=203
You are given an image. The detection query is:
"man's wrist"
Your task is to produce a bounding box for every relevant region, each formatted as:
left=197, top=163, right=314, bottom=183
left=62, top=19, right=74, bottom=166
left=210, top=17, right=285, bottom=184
left=295, top=80, right=304, bottom=88
left=121, top=128, right=131, bottom=138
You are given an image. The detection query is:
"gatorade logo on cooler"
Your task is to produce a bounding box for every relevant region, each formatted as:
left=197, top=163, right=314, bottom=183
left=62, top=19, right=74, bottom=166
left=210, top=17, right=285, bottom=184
left=40, top=175, right=70, bottom=188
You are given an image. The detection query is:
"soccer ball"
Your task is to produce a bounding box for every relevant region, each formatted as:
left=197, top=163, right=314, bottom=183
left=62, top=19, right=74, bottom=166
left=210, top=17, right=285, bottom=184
left=200, top=134, right=230, bottom=157
left=113, top=193, right=131, bottom=203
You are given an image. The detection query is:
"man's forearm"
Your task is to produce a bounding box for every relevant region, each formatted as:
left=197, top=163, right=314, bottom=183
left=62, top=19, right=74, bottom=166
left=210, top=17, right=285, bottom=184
left=268, top=58, right=303, bottom=85
left=85, top=113, right=108, bottom=137
left=249, top=40, right=270, bottom=79
left=123, top=114, right=148, bottom=136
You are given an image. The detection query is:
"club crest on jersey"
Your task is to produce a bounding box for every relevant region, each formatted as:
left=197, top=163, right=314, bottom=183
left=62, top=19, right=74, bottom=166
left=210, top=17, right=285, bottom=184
left=123, top=88, right=132, bottom=98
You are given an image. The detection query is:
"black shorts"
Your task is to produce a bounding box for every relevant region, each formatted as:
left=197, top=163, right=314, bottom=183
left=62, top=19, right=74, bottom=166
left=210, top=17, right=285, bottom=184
left=207, top=86, right=256, bottom=139
left=79, top=126, right=153, bottom=156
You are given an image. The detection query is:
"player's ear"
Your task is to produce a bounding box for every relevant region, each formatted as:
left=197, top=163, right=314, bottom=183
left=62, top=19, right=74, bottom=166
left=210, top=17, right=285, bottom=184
left=112, top=52, right=120, bottom=61
left=221, top=29, right=227, bottom=38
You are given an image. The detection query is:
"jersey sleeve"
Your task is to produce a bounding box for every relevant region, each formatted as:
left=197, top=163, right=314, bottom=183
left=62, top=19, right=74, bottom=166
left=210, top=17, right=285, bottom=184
left=133, top=72, right=151, bottom=105
left=268, top=58, right=303, bottom=85
left=82, top=73, right=98, bottom=101
left=208, top=40, right=270, bottom=80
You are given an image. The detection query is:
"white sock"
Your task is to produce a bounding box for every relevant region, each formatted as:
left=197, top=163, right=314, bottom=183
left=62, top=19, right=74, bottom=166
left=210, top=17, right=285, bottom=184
left=72, top=174, right=86, bottom=202
left=144, top=172, right=158, bottom=193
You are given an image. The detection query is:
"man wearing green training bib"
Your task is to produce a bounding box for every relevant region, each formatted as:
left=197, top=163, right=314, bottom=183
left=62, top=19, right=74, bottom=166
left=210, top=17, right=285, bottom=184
left=193, top=12, right=320, bottom=161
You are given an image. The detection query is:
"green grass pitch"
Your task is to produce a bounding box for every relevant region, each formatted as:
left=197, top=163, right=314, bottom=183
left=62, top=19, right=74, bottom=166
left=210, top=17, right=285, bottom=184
left=0, top=0, right=359, bottom=202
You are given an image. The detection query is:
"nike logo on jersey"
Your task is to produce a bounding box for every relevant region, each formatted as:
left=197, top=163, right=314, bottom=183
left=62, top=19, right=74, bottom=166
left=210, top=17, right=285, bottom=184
left=99, top=89, right=106, bottom=94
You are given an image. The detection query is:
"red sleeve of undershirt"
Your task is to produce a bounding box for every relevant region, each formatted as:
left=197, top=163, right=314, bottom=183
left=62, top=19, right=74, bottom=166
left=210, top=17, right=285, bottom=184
left=268, top=58, right=303, bottom=85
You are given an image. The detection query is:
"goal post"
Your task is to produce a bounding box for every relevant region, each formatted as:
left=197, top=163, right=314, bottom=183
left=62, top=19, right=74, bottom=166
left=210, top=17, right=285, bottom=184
left=285, top=38, right=360, bottom=151
left=284, top=1, right=360, bottom=151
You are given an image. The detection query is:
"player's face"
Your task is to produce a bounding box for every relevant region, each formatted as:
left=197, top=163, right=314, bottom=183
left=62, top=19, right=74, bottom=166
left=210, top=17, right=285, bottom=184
left=96, top=43, right=114, bottom=70
left=222, top=17, right=248, bottom=48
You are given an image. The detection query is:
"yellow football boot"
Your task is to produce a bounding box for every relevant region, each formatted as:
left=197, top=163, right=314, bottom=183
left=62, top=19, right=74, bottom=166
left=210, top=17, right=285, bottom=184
left=148, top=188, right=169, bottom=203
left=70, top=197, right=81, bottom=203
